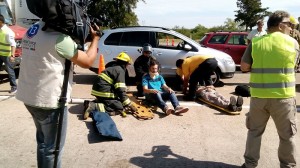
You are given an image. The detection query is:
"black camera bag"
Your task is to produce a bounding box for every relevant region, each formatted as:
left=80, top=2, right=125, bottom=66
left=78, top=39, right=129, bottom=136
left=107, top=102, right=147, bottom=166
left=26, top=0, right=90, bottom=45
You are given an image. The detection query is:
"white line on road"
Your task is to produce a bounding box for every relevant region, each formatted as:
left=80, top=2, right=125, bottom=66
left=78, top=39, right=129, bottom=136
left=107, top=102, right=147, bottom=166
left=2, top=96, right=299, bottom=111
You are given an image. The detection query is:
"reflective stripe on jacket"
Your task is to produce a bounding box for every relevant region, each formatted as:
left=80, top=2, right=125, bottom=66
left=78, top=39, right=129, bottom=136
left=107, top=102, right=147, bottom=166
left=91, top=65, right=131, bottom=106
left=250, top=32, right=296, bottom=98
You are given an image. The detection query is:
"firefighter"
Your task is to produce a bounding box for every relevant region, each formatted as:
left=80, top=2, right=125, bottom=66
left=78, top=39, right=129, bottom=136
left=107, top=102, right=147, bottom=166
left=84, top=52, right=137, bottom=118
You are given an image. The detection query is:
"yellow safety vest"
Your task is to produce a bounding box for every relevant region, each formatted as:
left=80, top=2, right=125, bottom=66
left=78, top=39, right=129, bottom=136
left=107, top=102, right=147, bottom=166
left=250, top=32, right=296, bottom=98
left=0, top=28, right=11, bottom=56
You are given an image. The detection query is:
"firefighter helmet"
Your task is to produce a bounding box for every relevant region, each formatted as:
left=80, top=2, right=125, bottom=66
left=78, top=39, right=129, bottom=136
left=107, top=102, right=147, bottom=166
left=114, top=52, right=132, bottom=64
left=290, top=16, right=299, bottom=25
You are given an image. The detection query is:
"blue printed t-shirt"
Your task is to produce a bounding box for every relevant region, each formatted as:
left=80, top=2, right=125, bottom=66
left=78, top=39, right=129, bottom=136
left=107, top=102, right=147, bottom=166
left=142, top=74, right=165, bottom=92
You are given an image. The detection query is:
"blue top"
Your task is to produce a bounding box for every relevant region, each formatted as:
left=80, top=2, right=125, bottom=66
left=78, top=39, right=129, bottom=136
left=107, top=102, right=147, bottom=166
left=142, top=74, right=165, bottom=92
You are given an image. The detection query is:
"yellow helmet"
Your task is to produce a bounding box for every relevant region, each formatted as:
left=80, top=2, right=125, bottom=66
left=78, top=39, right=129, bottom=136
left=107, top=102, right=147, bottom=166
left=290, top=16, right=299, bottom=25
left=114, top=52, right=132, bottom=64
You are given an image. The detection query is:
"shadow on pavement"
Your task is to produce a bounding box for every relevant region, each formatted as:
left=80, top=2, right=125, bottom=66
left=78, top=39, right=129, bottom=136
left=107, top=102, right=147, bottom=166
left=73, top=74, right=97, bottom=85
left=130, top=145, right=240, bottom=168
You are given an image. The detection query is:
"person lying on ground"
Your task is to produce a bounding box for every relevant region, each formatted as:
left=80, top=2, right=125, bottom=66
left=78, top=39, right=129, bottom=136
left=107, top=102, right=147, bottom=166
left=196, top=86, right=243, bottom=112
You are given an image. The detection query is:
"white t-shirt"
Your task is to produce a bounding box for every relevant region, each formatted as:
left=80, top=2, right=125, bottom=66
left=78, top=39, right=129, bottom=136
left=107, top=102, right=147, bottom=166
left=0, top=24, right=16, bottom=47
left=247, top=29, right=267, bottom=41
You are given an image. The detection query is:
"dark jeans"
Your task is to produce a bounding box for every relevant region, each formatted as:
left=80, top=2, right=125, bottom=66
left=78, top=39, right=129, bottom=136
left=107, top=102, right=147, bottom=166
left=25, top=105, right=68, bottom=168
left=0, top=56, right=17, bottom=88
left=189, top=58, right=218, bottom=98
left=146, top=91, right=179, bottom=110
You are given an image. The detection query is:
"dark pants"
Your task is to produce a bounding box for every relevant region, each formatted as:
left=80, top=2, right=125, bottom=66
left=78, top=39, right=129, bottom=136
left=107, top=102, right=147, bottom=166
left=96, top=97, right=123, bottom=112
left=0, top=56, right=17, bottom=88
left=136, top=75, right=144, bottom=97
left=188, top=58, right=218, bottom=98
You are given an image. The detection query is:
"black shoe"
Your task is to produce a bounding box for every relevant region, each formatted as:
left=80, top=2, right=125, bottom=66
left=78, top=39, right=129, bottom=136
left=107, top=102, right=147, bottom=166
left=236, top=96, right=243, bottom=111
left=9, top=87, right=17, bottom=94
left=228, top=96, right=237, bottom=112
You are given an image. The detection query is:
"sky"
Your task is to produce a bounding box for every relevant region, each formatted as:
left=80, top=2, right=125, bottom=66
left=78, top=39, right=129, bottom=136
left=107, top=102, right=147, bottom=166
left=134, top=0, right=300, bottom=29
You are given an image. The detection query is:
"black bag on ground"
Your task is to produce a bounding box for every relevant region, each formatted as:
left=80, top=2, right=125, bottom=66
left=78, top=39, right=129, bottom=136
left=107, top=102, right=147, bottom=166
left=235, top=85, right=251, bottom=97
left=26, top=0, right=90, bottom=45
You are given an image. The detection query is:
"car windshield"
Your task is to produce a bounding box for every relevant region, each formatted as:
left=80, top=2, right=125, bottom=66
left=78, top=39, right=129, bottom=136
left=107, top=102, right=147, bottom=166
left=0, top=4, right=13, bottom=25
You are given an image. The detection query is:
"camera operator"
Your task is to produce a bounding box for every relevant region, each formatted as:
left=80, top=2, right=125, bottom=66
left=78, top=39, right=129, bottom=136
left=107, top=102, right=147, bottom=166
left=16, top=20, right=101, bottom=168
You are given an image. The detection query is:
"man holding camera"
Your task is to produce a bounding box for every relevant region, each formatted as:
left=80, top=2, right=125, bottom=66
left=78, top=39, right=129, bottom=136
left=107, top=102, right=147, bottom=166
left=16, top=20, right=101, bottom=168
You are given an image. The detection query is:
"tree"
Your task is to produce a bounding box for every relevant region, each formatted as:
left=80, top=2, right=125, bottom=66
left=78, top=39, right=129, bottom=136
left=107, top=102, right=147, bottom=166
left=234, top=0, right=270, bottom=31
left=86, top=0, right=145, bottom=28
left=223, top=18, right=245, bottom=31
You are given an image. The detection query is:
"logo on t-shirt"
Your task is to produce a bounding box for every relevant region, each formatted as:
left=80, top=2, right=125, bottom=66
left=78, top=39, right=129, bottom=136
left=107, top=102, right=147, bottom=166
left=26, top=24, right=39, bottom=39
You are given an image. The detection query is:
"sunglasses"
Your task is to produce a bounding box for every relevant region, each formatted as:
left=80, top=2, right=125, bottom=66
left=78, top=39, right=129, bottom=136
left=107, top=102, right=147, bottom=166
left=281, top=22, right=292, bottom=27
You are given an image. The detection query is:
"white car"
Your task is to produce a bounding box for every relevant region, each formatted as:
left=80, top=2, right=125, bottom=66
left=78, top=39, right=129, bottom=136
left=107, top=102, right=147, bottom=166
left=91, top=26, right=235, bottom=85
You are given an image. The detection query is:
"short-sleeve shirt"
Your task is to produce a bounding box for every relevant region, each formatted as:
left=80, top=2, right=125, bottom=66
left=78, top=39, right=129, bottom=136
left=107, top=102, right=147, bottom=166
left=247, top=29, right=267, bottom=41
left=55, top=34, right=78, bottom=60
left=176, top=55, right=212, bottom=78
left=1, top=24, right=16, bottom=47
left=142, top=74, right=165, bottom=92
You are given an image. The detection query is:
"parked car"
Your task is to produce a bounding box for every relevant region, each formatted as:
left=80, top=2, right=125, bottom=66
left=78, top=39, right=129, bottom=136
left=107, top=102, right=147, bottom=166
left=92, top=26, right=236, bottom=85
left=200, top=31, right=248, bottom=65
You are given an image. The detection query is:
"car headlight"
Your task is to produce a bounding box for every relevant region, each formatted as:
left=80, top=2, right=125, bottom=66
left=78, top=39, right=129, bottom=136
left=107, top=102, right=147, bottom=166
left=16, top=40, right=22, bottom=48
left=222, top=58, right=234, bottom=64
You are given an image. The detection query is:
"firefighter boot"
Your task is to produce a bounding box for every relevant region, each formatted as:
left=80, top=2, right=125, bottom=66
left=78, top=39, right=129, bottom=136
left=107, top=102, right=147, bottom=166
left=83, top=101, right=96, bottom=120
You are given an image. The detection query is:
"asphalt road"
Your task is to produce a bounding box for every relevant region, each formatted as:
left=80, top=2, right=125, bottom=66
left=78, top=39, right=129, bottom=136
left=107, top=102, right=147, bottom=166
left=0, top=67, right=300, bottom=168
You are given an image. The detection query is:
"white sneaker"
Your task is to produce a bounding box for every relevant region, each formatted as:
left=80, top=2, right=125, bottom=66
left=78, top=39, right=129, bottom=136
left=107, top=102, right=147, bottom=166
left=163, top=106, right=173, bottom=116
left=174, top=106, right=189, bottom=114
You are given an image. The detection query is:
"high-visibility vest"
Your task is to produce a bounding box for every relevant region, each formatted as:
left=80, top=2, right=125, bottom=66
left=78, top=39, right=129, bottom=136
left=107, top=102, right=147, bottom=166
left=0, top=28, right=11, bottom=56
left=250, top=32, right=296, bottom=98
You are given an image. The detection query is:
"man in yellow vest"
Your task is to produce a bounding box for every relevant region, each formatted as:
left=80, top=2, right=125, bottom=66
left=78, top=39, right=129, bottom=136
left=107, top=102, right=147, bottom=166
left=0, top=14, right=17, bottom=93
left=241, top=11, right=299, bottom=168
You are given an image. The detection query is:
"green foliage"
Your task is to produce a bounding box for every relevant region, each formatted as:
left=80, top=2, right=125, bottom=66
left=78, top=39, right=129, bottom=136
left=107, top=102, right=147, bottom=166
left=85, top=0, right=260, bottom=40
left=234, top=0, right=271, bottom=31
left=87, top=0, right=144, bottom=27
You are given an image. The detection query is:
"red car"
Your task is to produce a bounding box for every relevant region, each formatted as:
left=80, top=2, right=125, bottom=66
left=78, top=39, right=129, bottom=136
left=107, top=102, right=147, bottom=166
left=200, top=32, right=248, bottom=65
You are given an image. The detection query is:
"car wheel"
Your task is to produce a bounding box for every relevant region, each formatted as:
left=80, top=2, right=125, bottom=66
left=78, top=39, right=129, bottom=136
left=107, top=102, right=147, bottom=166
left=211, top=70, right=220, bottom=86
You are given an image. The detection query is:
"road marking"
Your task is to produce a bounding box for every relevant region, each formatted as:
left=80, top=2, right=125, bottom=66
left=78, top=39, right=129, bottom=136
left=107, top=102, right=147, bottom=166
left=2, top=96, right=299, bottom=111
left=0, top=95, right=15, bottom=102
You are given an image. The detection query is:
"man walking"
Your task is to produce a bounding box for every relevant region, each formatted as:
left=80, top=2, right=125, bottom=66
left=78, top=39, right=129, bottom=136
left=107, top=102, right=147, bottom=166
left=241, top=10, right=299, bottom=168
left=0, top=14, right=17, bottom=93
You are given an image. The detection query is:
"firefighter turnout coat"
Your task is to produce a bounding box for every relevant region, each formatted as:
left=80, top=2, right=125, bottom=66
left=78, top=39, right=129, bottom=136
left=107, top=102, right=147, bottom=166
left=91, top=63, right=131, bottom=111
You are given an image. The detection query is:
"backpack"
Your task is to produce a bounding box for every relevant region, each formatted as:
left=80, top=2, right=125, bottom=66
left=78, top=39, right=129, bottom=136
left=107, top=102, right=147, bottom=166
left=235, top=85, right=251, bottom=97
left=26, top=0, right=90, bottom=46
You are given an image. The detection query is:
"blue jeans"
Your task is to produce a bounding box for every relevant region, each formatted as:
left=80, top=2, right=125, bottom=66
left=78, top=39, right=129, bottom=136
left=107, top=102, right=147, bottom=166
left=146, top=92, right=179, bottom=110
left=0, top=56, right=17, bottom=88
left=25, top=105, right=68, bottom=168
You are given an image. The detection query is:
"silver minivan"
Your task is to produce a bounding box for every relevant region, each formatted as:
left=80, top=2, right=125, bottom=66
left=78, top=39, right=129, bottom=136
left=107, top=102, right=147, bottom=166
left=91, top=26, right=236, bottom=84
